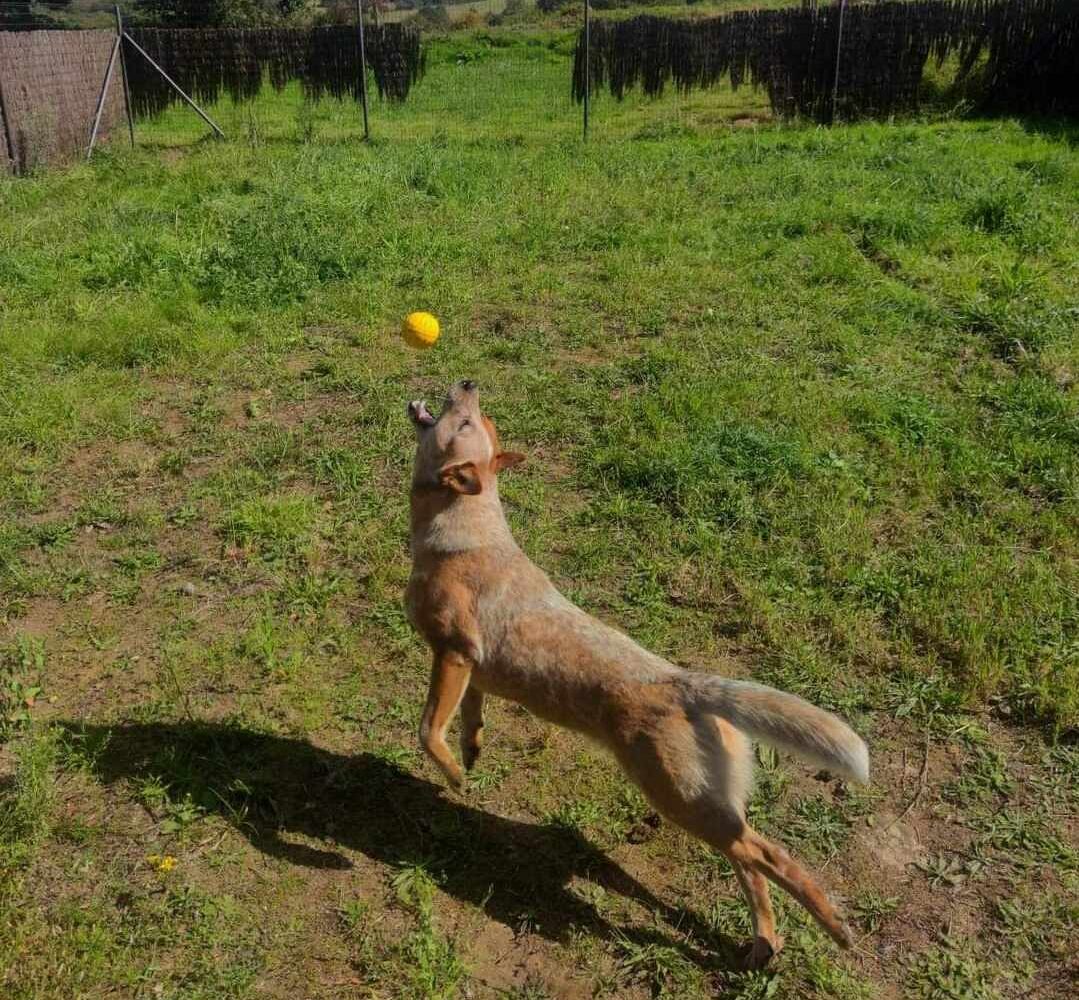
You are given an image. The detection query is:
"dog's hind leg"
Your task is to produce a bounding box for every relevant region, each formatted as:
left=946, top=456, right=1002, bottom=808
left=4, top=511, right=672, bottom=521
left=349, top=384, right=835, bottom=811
left=614, top=708, right=849, bottom=963
left=460, top=685, right=485, bottom=771
left=723, top=826, right=853, bottom=950
left=728, top=858, right=783, bottom=969
left=613, top=708, right=783, bottom=962
left=695, top=719, right=784, bottom=965
left=690, top=722, right=785, bottom=966
left=678, top=804, right=851, bottom=959
left=688, top=717, right=853, bottom=952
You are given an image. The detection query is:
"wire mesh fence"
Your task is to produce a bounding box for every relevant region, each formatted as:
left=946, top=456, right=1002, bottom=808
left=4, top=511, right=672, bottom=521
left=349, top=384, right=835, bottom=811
left=1, top=1, right=1076, bottom=173
left=0, top=0, right=807, bottom=165
left=0, top=0, right=590, bottom=159
left=582, top=20, right=774, bottom=143
left=576, top=1, right=1079, bottom=127
left=375, top=23, right=578, bottom=142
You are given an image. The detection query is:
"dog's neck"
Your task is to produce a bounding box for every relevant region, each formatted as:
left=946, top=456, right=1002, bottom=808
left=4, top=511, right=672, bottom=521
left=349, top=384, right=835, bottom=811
left=410, top=483, right=516, bottom=557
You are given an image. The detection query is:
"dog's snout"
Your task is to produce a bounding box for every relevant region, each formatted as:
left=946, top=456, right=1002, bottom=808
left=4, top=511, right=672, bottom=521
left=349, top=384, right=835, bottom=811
left=442, top=380, right=479, bottom=413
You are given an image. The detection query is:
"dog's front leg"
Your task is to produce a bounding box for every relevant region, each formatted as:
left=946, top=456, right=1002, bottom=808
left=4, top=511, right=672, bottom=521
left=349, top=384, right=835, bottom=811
left=460, top=686, right=485, bottom=771
left=419, top=648, right=472, bottom=790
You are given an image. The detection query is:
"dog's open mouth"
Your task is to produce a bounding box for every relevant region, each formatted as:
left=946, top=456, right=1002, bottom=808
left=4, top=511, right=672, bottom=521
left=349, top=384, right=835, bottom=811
left=408, top=399, right=437, bottom=427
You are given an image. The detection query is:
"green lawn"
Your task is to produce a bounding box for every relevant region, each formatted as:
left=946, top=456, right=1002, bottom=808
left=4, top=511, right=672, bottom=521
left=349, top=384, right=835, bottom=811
left=1, top=35, right=1077, bottom=1000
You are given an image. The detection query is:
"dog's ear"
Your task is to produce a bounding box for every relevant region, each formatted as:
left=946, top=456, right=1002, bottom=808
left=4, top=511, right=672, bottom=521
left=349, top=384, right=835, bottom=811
left=493, top=452, right=525, bottom=474
left=440, top=461, right=483, bottom=495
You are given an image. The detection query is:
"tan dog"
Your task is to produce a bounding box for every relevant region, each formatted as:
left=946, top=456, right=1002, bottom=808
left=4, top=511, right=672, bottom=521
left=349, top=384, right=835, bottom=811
left=405, top=380, right=868, bottom=967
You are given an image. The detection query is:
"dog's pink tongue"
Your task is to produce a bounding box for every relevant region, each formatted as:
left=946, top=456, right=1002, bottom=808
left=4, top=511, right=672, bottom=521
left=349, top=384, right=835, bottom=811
left=414, top=401, right=436, bottom=426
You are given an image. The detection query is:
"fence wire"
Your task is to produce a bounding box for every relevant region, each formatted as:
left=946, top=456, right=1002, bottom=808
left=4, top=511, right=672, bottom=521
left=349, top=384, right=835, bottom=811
left=3, top=1, right=1074, bottom=174
left=0, top=1, right=777, bottom=151
left=0, top=0, right=586, bottom=156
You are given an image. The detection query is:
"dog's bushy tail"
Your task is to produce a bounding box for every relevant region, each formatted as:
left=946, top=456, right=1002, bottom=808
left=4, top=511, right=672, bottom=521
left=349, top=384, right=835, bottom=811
left=683, top=676, right=869, bottom=784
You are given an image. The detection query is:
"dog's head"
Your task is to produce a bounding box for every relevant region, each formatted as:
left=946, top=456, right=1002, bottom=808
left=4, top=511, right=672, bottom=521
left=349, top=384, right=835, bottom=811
left=407, top=380, right=524, bottom=495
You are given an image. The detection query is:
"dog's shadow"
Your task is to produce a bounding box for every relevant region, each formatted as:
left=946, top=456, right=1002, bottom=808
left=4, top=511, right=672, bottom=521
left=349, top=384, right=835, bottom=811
left=61, top=720, right=740, bottom=966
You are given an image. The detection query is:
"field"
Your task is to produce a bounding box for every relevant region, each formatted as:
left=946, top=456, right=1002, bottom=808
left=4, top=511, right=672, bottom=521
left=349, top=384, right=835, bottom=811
left=56, top=0, right=799, bottom=31
left=375, top=0, right=800, bottom=26
left=2, top=33, right=1078, bottom=1000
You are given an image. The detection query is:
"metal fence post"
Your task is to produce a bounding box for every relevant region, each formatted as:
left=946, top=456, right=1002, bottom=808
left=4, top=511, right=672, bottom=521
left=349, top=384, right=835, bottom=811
left=87, top=35, right=121, bottom=160
left=122, top=32, right=225, bottom=138
left=831, top=0, right=848, bottom=125
left=583, top=0, right=590, bottom=141
left=356, top=0, right=371, bottom=140
left=115, top=4, right=135, bottom=147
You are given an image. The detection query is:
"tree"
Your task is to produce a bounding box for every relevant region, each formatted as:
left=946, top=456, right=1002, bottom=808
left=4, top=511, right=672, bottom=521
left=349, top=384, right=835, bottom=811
left=131, top=0, right=318, bottom=28
left=0, top=1, right=72, bottom=30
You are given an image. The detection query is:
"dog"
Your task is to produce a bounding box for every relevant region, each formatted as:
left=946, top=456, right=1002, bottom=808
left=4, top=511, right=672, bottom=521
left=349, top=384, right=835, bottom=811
left=405, top=380, right=868, bottom=968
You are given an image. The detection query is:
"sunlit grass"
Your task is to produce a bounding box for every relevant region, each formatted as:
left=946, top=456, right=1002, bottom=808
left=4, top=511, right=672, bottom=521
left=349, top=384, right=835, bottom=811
left=0, top=30, right=1077, bottom=1000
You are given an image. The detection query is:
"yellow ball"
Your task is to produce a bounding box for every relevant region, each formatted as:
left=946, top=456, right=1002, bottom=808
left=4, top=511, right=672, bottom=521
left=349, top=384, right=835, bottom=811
left=402, top=311, right=440, bottom=350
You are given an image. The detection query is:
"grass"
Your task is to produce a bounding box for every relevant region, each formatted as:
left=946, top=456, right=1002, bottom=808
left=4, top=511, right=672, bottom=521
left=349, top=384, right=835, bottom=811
left=1, top=30, right=1078, bottom=1000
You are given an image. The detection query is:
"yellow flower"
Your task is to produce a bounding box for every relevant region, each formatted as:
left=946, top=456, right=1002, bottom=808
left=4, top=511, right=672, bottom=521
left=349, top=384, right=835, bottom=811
left=146, top=853, right=177, bottom=873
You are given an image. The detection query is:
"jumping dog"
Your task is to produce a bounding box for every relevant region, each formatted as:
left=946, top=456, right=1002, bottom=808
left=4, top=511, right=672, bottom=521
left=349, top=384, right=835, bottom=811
left=405, top=380, right=868, bottom=967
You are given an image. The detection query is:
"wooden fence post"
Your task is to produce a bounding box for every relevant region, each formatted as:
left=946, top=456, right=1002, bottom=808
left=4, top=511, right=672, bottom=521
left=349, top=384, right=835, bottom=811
left=583, top=0, right=590, bottom=141
left=116, top=5, right=135, bottom=147
left=0, top=51, right=15, bottom=175
left=356, top=0, right=371, bottom=140
left=831, top=0, right=848, bottom=125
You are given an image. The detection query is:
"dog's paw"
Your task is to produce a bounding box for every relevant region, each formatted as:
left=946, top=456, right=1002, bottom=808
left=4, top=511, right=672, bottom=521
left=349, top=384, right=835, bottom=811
left=741, top=935, right=783, bottom=970
left=439, top=762, right=466, bottom=792
left=834, top=920, right=855, bottom=949
left=462, top=743, right=481, bottom=772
